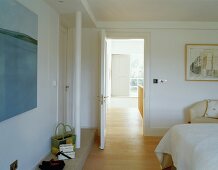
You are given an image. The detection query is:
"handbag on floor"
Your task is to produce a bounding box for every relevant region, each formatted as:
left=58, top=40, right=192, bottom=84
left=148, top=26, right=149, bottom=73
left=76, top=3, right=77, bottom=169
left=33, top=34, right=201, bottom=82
left=51, top=123, right=76, bottom=155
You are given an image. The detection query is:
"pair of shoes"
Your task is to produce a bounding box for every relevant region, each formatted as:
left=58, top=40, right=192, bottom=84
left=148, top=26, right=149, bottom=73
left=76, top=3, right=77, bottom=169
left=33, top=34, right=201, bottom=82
left=39, top=159, right=65, bottom=170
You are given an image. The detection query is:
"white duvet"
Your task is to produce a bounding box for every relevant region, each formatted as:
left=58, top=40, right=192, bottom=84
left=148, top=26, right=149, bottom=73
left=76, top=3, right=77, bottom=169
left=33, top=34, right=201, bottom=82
left=155, top=124, right=218, bottom=170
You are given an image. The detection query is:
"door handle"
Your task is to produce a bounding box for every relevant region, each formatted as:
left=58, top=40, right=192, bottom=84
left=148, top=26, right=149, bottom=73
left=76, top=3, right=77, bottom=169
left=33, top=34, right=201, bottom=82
left=97, top=95, right=109, bottom=104
left=97, top=95, right=109, bottom=98
left=65, top=85, right=69, bottom=91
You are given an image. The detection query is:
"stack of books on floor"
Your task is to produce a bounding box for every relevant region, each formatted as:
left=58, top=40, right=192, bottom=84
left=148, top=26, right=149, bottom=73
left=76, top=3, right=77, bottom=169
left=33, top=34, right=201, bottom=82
left=58, top=144, right=75, bottom=160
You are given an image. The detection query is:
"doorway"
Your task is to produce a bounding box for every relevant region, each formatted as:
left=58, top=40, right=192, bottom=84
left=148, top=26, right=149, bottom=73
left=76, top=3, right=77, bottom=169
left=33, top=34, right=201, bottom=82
left=106, top=39, right=144, bottom=136
left=99, top=31, right=150, bottom=149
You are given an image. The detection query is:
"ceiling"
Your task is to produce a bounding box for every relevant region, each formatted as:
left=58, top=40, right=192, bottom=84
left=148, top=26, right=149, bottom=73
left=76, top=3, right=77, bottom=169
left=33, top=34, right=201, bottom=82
left=45, top=0, right=96, bottom=27
left=44, top=0, right=218, bottom=27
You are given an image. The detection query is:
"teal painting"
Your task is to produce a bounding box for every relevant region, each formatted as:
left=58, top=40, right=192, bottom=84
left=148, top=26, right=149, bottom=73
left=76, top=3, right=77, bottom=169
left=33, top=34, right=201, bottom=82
left=0, top=0, right=38, bottom=122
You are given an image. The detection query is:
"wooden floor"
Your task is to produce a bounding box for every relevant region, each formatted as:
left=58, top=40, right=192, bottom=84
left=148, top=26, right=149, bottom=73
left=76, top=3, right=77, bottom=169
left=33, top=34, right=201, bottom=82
left=84, top=107, right=162, bottom=170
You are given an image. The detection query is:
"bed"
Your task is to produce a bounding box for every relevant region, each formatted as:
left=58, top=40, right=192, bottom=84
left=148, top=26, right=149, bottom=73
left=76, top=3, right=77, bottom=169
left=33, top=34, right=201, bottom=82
left=155, top=124, right=218, bottom=170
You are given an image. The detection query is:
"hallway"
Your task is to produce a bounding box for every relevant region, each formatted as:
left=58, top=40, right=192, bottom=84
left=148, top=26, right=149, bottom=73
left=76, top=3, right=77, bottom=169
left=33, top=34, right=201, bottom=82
left=84, top=107, right=161, bottom=170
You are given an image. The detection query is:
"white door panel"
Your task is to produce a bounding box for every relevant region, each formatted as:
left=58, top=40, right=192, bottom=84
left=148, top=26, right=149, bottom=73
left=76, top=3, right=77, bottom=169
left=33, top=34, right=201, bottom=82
left=111, top=54, right=130, bottom=96
left=99, top=30, right=107, bottom=150
left=58, top=26, right=72, bottom=125
left=59, top=26, right=68, bottom=123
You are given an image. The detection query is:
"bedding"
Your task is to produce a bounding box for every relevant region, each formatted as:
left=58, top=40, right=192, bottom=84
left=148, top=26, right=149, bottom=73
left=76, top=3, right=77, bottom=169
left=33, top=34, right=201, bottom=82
left=155, top=124, right=218, bottom=170
left=205, top=100, right=218, bottom=118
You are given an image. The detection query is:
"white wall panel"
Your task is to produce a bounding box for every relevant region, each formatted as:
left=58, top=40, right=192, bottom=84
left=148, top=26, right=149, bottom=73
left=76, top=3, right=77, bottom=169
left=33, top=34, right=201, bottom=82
left=149, top=29, right=218, bottom=129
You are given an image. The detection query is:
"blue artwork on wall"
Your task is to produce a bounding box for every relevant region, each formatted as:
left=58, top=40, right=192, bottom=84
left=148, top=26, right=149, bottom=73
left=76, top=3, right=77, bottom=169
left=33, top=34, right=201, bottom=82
left=0, top=0, right=38, bottom=122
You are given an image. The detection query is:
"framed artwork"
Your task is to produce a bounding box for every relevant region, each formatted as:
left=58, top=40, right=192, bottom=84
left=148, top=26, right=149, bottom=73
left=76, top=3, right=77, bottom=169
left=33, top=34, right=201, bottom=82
left=0, top=0, right=38, bottom=122
left=185, top=44, right=218, bottom=81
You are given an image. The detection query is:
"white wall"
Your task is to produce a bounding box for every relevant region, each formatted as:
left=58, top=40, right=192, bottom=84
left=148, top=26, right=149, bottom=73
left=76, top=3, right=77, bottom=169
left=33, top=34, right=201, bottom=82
left=82, top=28, right=218, bottom=135
left=67, top=26, right=218, bottom=134
left=149, top=29, right=218, bottom=130
left=0, top=0, right=59, bottom=169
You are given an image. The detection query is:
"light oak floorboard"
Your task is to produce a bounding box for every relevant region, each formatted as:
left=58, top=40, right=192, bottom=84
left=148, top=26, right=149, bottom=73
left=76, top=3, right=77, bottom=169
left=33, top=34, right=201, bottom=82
left=84, top=107, right=161, bottom=170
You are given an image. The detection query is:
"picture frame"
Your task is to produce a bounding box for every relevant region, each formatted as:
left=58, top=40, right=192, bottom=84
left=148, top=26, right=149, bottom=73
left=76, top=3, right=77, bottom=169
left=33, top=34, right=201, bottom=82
left=0, top=0, right=38, bottom=122
left=185, top=44, right=218, bottom=81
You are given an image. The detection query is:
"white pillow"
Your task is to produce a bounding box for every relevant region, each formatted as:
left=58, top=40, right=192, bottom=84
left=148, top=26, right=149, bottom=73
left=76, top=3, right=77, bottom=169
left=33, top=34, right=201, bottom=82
left=205, top=100, right=218, bottom=118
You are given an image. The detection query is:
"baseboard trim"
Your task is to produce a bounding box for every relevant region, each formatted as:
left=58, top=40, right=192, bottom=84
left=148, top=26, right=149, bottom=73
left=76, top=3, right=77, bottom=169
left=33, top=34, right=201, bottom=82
left=32, top=152, right=50, bottom=170
left=145, top=128, right=168, bottom=136
left=81, top=126, right=97, bottom=129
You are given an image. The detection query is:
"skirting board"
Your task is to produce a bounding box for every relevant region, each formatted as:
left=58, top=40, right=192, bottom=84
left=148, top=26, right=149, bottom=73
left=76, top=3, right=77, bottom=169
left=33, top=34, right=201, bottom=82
left=32, top=152, right=51, bottom=170
left=145, top=128, right=169, bottom=136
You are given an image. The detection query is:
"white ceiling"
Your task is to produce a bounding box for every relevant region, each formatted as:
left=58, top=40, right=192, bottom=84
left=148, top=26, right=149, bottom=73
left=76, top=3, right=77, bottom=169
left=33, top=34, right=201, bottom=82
left=44, top=0, right=218, bottom=27
left=87, top=0, right=218, bottom=22
left=44, top=0, right=96, bottom=27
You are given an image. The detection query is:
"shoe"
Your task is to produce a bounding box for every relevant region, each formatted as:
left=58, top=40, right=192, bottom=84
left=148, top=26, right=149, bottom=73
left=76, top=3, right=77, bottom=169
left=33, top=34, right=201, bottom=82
left=39, top=159, right=65, bottom=170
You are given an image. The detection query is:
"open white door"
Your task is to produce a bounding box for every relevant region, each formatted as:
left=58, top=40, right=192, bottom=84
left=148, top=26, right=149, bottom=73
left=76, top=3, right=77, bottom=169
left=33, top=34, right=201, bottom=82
left=99, top=30, right=107, bottom=150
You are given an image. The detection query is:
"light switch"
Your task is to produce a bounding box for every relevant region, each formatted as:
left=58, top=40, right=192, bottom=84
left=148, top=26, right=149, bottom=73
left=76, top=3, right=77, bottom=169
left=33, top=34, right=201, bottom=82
left=153, top=79, right=158, bottom=84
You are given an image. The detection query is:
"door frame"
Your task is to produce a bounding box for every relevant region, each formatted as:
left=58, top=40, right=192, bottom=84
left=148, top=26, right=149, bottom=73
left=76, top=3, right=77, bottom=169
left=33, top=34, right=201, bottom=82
left=104, top=30, right=151, bottom=136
